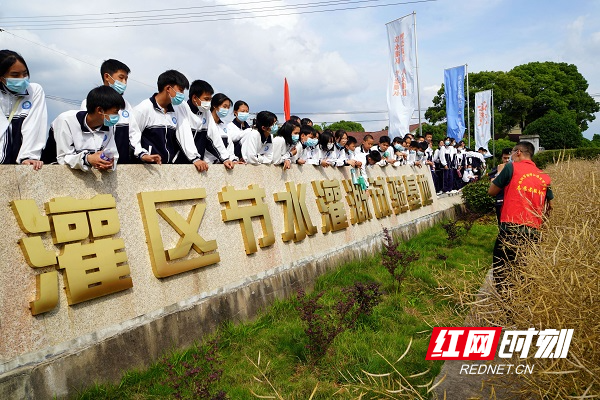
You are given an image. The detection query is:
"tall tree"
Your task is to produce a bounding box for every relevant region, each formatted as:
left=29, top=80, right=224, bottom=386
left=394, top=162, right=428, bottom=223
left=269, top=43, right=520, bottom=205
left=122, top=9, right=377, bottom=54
left=323, top=120, right=365, bottom=132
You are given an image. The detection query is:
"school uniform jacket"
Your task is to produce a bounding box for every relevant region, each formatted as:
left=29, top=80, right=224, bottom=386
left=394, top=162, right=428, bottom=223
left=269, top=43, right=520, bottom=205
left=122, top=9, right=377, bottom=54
left=81, top=98, right=147, bottom=163
left=52, top=110, right=118, bottom=171
left=182, top=101, right=231, bottom=163
left=298, top=143, right=319, bottom=165
left=0, top=82, right=47, bottom=164
left=227, top=118, right=250, bottom=159
left=439, top=145, right=457, bottom=168
left=271, top=136, right=295, bottom=165
left=134, top=94, right=201, bottom=164
left=241, top=129, right=273, bottom=165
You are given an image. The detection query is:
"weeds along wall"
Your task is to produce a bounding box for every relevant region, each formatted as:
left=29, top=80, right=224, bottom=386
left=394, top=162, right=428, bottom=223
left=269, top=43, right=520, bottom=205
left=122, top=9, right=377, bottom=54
left=0, top=164, right=462, bottom=399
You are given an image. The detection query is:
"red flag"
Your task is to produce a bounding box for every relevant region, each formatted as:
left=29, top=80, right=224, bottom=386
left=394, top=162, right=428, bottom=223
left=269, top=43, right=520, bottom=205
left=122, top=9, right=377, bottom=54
left=283, top=78, right=290, bottom=121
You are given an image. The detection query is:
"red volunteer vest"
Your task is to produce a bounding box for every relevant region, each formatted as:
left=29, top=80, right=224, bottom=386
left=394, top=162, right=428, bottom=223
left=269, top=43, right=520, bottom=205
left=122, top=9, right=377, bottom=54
left=500, top=160, right=551, bottom=229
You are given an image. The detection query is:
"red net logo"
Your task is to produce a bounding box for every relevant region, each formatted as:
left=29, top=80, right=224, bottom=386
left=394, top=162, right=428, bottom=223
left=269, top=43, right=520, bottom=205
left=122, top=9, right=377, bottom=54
left=426, top=327, right=502, bottom=360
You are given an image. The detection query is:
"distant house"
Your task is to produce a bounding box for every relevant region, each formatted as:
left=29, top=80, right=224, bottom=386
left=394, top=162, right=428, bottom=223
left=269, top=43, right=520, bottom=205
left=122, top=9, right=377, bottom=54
left=346, top=123, right=422, bottom=143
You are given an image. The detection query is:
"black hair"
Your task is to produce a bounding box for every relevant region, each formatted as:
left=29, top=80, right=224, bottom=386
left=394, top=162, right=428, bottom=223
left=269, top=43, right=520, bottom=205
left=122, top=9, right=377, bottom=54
left=367, top=150, right=382, bottom=163
left=289, top=115, right=301, bottom=125
left=516, top=141, right=535, bottom=156
left=300, top=124, right=315, bottom=137
left=318, top=130, right=334, bottom=152
left=100, top=59, right=130, bottom=79
left=346, top=135, right=357, bottom=145
left=301, top=117, right=313, bottom=126
left=379, top=135, right=391, bottom=144
left=0, top=50, right=29, bottom=78
left=233, top=100, right=249, bottom=111
left=253, top=111, right=277, bottom=133
left=276, top=120, right=300, bottom=146
left=501, top=147, right=512, bottom=156
left=403, top=134, right=412, bottom=142
left=392, top=136, right=402, bottom=144
left=334, top=129, right=347, bottom=142
left=157, top=70, right=189, bottom=92
left=210, top=93, right=232, bottom=111
left=86, top=85, right=126, bottom=114
left=418, top=142, right=429, bottom=151
left=189, top=80, right=214, bottom=98
left=363, top=134, right=373, bottom=142
left=409, top=141, right=419, bottom=148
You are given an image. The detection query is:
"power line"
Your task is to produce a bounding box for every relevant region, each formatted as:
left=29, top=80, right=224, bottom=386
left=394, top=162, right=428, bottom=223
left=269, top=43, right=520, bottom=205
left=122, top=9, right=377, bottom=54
left=1, top=0, right=437, bottom=30
left=0, top=0, right=379, bottom=26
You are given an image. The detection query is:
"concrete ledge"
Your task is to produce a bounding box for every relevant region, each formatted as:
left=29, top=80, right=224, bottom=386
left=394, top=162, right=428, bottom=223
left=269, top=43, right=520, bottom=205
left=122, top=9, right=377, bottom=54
left=0, top=203, right=461, bottom=399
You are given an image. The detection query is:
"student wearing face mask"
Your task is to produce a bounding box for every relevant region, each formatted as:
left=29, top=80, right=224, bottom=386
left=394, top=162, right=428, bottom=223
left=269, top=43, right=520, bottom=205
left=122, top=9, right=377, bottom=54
left=432, top=140, right=444, bottom=195
left=330, top=129, right=349, bottom=166
left=134, top=70, right=207, bottom=171
left=462, top=164, right=477, bottom=183
left=227, top=100, right=251, bottom=160
left=241, top=110, right=276, bottom=165
left=179, top=80, right=233, bottom=169
left=317, top=130, right=336, bottom=167
left=296, top=125, right=319, bottom=165
left=76, top=59, right=160, bottom=165
left=0, top=50, right=47, bottom=170
left=203, top=93, right=238, bottom=164
left=53, top=86, right=123, bottom=171
left=272, top=120, right=300, bottom=169
left=391, top=136, right=404, bottom=166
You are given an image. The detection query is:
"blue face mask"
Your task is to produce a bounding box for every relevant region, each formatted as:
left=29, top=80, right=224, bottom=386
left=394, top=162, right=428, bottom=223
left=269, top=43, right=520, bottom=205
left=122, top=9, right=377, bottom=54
left=270, top=123, right=279, bottom=134
left=103, top=113, right=120, bottom=127
left=444, top=141, right=450, bottom=146
left=291, top=134, right=299, bottom=143
left=217, top=108, right=229, bottom=118
left=305, top=138, right=318, bottom=147
left=237, top=112, right=249, bottom=122
left=335, top=142, right=344, bottom=149
left=108, top=76, right=127, bottom=95
left=417, top=150, right=424, bottom=157
left=170, top=90, right=185, bottom=106
left=5, top=77, right=29, bottom=94
left=393, top=144, right=402, bottom=151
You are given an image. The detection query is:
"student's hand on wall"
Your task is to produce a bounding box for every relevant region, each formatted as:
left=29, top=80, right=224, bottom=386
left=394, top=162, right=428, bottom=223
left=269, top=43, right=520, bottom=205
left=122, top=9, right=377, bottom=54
left=22, top=160, right=43, bottom=170
left=193, top=159, right=209, bottom=172
left=223, top=160, right=234, bottom=170
left=141, top=154, right=162, bottom=165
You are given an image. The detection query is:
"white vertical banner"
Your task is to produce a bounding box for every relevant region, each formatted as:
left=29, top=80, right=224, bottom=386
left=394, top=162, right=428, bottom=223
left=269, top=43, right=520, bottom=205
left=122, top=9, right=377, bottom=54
left=475, top=90, right=492, bottom=151
left=386, top=14, right=416, bottom=137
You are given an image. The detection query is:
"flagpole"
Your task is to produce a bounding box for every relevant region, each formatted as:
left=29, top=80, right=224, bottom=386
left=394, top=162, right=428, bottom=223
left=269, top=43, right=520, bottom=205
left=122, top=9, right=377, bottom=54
left=491, top=89, right=495, bottom=167
left=466, top=63, right=470, bottom=148
left=413, top=11, right=422, bottom=137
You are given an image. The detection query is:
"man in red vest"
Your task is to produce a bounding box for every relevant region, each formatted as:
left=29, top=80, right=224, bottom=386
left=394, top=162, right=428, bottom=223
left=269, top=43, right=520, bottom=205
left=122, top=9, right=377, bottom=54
left=488, top=141, right=554, bottom=292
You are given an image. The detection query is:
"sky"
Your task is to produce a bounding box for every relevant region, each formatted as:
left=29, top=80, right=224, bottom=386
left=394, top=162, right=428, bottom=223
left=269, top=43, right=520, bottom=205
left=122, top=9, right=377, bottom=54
left=1, top=0, right=599, bottom=139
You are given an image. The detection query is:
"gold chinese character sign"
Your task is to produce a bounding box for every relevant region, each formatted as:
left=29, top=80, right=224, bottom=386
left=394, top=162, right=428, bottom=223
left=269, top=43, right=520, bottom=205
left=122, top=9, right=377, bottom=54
left=311, top=179, right=349, bottom=233
left=273, top=182, right=317, bottom=242
left=11, top=195, right=132, bottom=315
left=219, top=184, right=275, bottom=255
left=138, top=189, right=220, bottom=278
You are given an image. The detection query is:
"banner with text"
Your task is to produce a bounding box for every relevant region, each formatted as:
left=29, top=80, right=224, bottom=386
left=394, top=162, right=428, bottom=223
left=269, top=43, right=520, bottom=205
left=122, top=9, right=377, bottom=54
left=386, top=14, right=416, bottom=137
left=475, top=90, right=492, bottom=152
left=444, top=65, right=466, bottom=141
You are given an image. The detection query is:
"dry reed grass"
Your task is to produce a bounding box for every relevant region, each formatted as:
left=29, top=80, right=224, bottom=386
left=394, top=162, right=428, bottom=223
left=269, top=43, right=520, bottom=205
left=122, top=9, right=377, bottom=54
left=469, top=158, right=600, bottom=398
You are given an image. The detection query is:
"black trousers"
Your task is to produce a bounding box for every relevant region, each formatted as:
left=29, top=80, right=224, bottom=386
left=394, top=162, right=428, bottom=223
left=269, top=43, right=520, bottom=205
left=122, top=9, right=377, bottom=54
left=492, top=225, right=539, bottom=292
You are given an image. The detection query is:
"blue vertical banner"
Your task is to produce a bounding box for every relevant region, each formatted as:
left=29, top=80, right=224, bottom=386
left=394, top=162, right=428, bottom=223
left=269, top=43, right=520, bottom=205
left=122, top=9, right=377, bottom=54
left=444, top=65, right=466, bottom=141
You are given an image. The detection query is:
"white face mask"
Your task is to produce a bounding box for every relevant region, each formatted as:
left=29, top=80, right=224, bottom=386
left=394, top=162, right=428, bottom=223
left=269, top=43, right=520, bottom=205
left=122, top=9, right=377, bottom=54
left=200, top=101, right=211, bottom=111
left=327, top=142, right=334, bottom=150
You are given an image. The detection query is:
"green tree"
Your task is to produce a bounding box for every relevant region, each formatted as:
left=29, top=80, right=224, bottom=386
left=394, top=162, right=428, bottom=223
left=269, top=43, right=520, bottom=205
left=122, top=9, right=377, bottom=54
left=323, top=120, right=365, bottom=132
left=522, top=110, right=582, bottom=150
left=424, top=62, right=599, bottom=143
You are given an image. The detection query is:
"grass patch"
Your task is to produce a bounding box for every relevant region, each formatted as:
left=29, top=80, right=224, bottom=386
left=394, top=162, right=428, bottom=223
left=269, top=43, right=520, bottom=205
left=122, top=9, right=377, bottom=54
left=74, top=220, right=498, bottom=399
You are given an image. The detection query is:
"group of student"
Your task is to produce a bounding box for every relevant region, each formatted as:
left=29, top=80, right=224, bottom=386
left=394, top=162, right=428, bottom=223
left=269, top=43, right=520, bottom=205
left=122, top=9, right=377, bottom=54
left=0, top=50, right=488, bottom=195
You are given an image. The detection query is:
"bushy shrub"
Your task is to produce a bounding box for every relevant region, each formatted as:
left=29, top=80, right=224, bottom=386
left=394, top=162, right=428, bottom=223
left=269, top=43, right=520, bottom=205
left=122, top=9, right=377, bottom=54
left=461, top=178, right=495, bottom=214
left=533, top=147, right=600, bottom=169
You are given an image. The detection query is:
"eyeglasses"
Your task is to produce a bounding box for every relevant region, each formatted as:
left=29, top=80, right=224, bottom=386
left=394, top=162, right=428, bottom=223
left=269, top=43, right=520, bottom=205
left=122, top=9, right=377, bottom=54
left=511, top=148, right=520, bottom=154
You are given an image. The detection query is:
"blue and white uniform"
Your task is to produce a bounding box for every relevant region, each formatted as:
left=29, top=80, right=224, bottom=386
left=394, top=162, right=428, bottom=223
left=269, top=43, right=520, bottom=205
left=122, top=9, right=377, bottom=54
left=0, top=82, right=47, bottom=164
left=134, top=94, right=201, bottom=164
left=81, top=98, right=147, bottom=163
left=181, top=100, right=231, bottom=163
left=51, top=110, right=118, bottom=171
left=241, top=129, right=273, bottom=165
